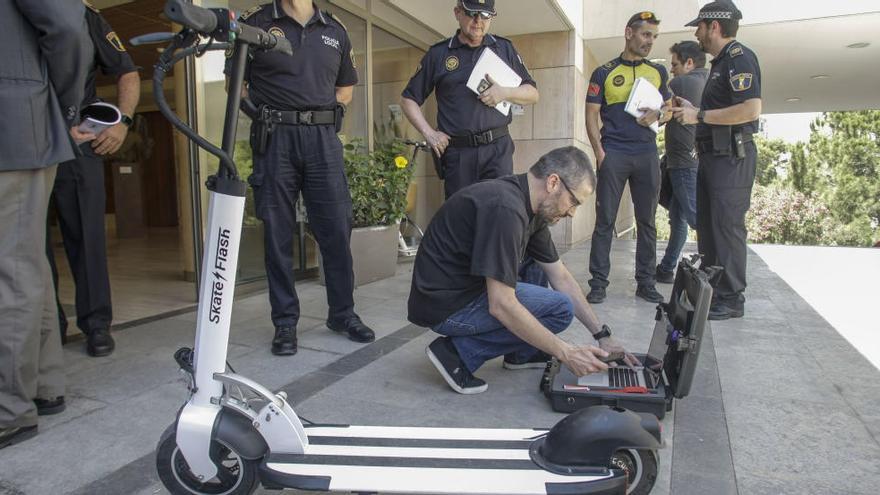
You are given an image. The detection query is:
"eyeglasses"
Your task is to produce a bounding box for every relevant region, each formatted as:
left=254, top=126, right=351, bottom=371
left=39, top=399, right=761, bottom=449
left=462, top=8, right=496, bottom=20
left=558, top=175, right=581, bottom=211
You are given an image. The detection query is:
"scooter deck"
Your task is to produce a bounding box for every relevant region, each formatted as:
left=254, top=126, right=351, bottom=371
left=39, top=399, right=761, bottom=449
left=259, top=424, right=625, bottom=494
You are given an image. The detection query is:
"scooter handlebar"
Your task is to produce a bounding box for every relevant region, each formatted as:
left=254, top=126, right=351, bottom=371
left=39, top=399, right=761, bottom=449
left=164, top=0, right=218, bottom=34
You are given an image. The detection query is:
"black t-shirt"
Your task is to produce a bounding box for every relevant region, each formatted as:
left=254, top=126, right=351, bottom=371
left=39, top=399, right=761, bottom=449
left=401, top=32, right=535, bottom=136
left=83, top=5, right=139, bottom=106
left=407, top=174, right=559, bottom=327
left=664, top=67, right=707, bottom=168
left=228, top=1, right=358, bottom=110
left=697, top=40, right=761, bottom=140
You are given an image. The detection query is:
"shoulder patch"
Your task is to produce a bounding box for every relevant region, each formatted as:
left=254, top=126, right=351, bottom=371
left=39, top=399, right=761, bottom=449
left=603, top=61, right=616, bottom=70
left=729, top=45, right=743, bottom=58
left=238, top=5, right=261, bottom=21
left=106, top=31, right=126, bottom=52
left=83, top=1, right=99, bottom=13
left=730, top=72, right=753, bottom=92
left=329, top=12, right=348, bottom=31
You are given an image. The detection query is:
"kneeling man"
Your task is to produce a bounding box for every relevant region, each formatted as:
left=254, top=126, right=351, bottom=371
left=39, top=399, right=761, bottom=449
left=408, top=147, right=638, bottom=394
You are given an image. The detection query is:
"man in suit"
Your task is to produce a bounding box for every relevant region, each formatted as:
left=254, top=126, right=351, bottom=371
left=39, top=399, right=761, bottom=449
left=0, top=0, right=93, bottom=449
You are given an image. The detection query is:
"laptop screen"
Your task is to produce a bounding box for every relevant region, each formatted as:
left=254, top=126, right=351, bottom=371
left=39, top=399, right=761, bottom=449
left=643, top=319, right=669, bottom=374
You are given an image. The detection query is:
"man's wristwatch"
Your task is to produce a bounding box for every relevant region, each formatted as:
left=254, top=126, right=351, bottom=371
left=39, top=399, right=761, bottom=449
left=120, top=114, right=133, bottom=128
left=592, top=324, right=612, bottom=341
left=696, top=109, right=706, bottom=124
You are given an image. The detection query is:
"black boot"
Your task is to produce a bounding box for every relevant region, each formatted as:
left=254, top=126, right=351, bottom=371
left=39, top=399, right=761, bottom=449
left=87, top=328, right=115, bottom=357
left=327, top=315, right=375, bottom=343
left=271, top=326, right=298, bottom=356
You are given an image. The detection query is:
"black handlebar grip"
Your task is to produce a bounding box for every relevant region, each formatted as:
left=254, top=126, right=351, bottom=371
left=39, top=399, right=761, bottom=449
left=165, top=0, right=218, bottom=34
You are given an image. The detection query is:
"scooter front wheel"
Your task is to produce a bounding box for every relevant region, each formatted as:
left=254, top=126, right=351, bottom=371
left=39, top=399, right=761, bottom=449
left=610, top=448, right=658, bottom=495
left=156, top=424, right=260, bottom=495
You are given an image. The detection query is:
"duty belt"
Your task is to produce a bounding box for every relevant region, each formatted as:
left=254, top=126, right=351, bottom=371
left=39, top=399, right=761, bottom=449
left=695, top=132, right=753, bottom=154
left=264, top=108, right=336, bottom=126
left=449, top=126, right=509, bottom=147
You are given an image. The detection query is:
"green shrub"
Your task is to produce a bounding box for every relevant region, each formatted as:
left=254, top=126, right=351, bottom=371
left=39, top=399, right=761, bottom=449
left=344, top=138, right=413, bottom=228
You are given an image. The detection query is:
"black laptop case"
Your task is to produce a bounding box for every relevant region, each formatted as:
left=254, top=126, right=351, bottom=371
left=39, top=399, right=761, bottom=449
left=541, top=257, right=714, bottom=419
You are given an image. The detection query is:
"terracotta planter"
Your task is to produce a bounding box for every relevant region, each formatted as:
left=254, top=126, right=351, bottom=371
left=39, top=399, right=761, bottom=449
left=320, top=222, right=399, bottom=287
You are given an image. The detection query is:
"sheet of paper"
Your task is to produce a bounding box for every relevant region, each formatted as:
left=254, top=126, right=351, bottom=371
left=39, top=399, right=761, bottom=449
left=624, top=77, right=663, bottom=133
left=466, top=47, right=522, bottom=116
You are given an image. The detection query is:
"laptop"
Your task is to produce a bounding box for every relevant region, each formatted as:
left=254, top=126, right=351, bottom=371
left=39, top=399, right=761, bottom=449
left=576, top=311, right=670, bottom=390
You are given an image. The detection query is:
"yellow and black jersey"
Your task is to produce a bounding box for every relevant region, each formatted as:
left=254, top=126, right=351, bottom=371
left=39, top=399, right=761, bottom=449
left=587, top=56, right=670, bottom=154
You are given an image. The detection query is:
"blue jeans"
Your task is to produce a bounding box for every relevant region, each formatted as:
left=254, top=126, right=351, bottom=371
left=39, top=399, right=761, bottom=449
left=432, top=283, right=574, bottom=373
left=660, top=167, right=697, bottom=273
left=518, top=256, right=548, bottom=287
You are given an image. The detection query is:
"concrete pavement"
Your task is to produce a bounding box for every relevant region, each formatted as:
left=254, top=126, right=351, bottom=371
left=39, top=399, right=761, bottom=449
left=1, top=240, right=878, bottom=495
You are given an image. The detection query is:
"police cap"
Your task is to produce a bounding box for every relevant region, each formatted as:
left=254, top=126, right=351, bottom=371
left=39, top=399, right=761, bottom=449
left=459, top=0, right=496, bottom=17
left=685, top=1, right=743, bottom=27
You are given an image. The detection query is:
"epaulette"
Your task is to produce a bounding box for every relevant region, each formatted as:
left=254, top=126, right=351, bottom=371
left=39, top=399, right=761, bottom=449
left=602, top=60, right=618, bottom=70
left=729, top=43, right=744, bottom=58
left=83, top=0, right=99, bottom=13
left=238, top=5, right=262, bottom=21
left=328, top=12, right=348, bottom=31
left=431, top=37, right=451, bottom=49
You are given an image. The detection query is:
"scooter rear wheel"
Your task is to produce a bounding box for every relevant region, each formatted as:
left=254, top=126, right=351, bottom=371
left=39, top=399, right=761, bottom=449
left=156, top=424, right=260, bottom=495
left=610, top=448, right=658, bottom=495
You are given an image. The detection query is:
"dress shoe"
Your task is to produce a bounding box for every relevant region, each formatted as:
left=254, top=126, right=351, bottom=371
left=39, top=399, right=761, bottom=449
left=327, top=315, right=375, bottom=343
left=271, top=326, right=298, bottom=356
left=708, top=302, right=744, bottom=320
left=87, top=328, right=115, bottom=357
left=586, top=287, right=606, bottom=304
left=636, top=284, right=665, bottom=303
left=655, top=264, right=674, bottom=284
left=0, top=425, right=38, bottom=450
left=34, top=396, right=66, bottom=416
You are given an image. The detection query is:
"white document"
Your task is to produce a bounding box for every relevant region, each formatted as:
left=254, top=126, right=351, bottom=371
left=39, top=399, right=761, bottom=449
left=624, top=77, right=664, bottom=133
left=77, top=101, right=122, bottom=135
left=466, top=47, right=522, bottom=116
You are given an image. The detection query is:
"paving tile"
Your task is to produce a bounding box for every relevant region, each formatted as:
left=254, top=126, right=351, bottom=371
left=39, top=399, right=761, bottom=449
left=724, top=395, right=880, bottom=493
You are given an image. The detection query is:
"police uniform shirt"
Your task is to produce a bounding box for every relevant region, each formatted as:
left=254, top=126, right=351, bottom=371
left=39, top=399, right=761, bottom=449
left=402, top=32, right=535, bottom=136
left=696, top=40, right=761, bottom=140
left=407, top=174, right=558, bottom=327
left=586, top=57, right=671, bottom=154
left=231, top=1, right=358, bottom=110
left=83, top=3, right=138, bottom=106
left=664, top=67, right=708, bottom=168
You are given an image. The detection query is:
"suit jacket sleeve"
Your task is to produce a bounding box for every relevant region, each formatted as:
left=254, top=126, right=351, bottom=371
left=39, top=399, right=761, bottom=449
left=15, top=0, right=92, bottom=123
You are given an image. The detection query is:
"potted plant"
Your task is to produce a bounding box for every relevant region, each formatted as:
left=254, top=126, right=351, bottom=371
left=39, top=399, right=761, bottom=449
left=319, top=137, right=413, bottom=286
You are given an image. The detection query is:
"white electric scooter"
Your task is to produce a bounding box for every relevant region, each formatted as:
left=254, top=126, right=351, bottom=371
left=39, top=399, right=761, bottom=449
left=140, top=2, right=663, bottom=494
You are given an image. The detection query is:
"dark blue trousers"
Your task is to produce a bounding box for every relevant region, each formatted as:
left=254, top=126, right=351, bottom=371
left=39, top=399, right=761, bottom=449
left=440, top=135, right=514, bottom=199
left=696, top=142, right=757, bottom=306
left=46, top=145, right=112, bottom=339
left=250, top=124, right=354, bottom=328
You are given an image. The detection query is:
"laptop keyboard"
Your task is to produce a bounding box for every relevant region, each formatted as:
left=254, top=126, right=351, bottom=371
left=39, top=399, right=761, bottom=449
left=609, top=367, right=640, bottom=388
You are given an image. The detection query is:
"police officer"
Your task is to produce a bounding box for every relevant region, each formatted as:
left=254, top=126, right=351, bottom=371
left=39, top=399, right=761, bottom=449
left=400, top=0, right=538, bottom=199
left=585, top=12, right=672, bottom=305
left=47, top=1, right=141, bottom=357
left=232, top=0, right=374, bottom=356
left=672, top=1, right=762, bottom=320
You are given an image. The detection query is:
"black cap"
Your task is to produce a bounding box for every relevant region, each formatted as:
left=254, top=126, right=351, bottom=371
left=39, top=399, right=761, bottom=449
left=626, top=11, right=660, bottom=27
left=459, top=0, right=496, bottom=15
left=685, top=1, right=743, bottom=27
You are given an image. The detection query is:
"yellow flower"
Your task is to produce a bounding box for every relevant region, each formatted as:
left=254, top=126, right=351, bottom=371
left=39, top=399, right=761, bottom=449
left=394, top=156, right=408, bottom=169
